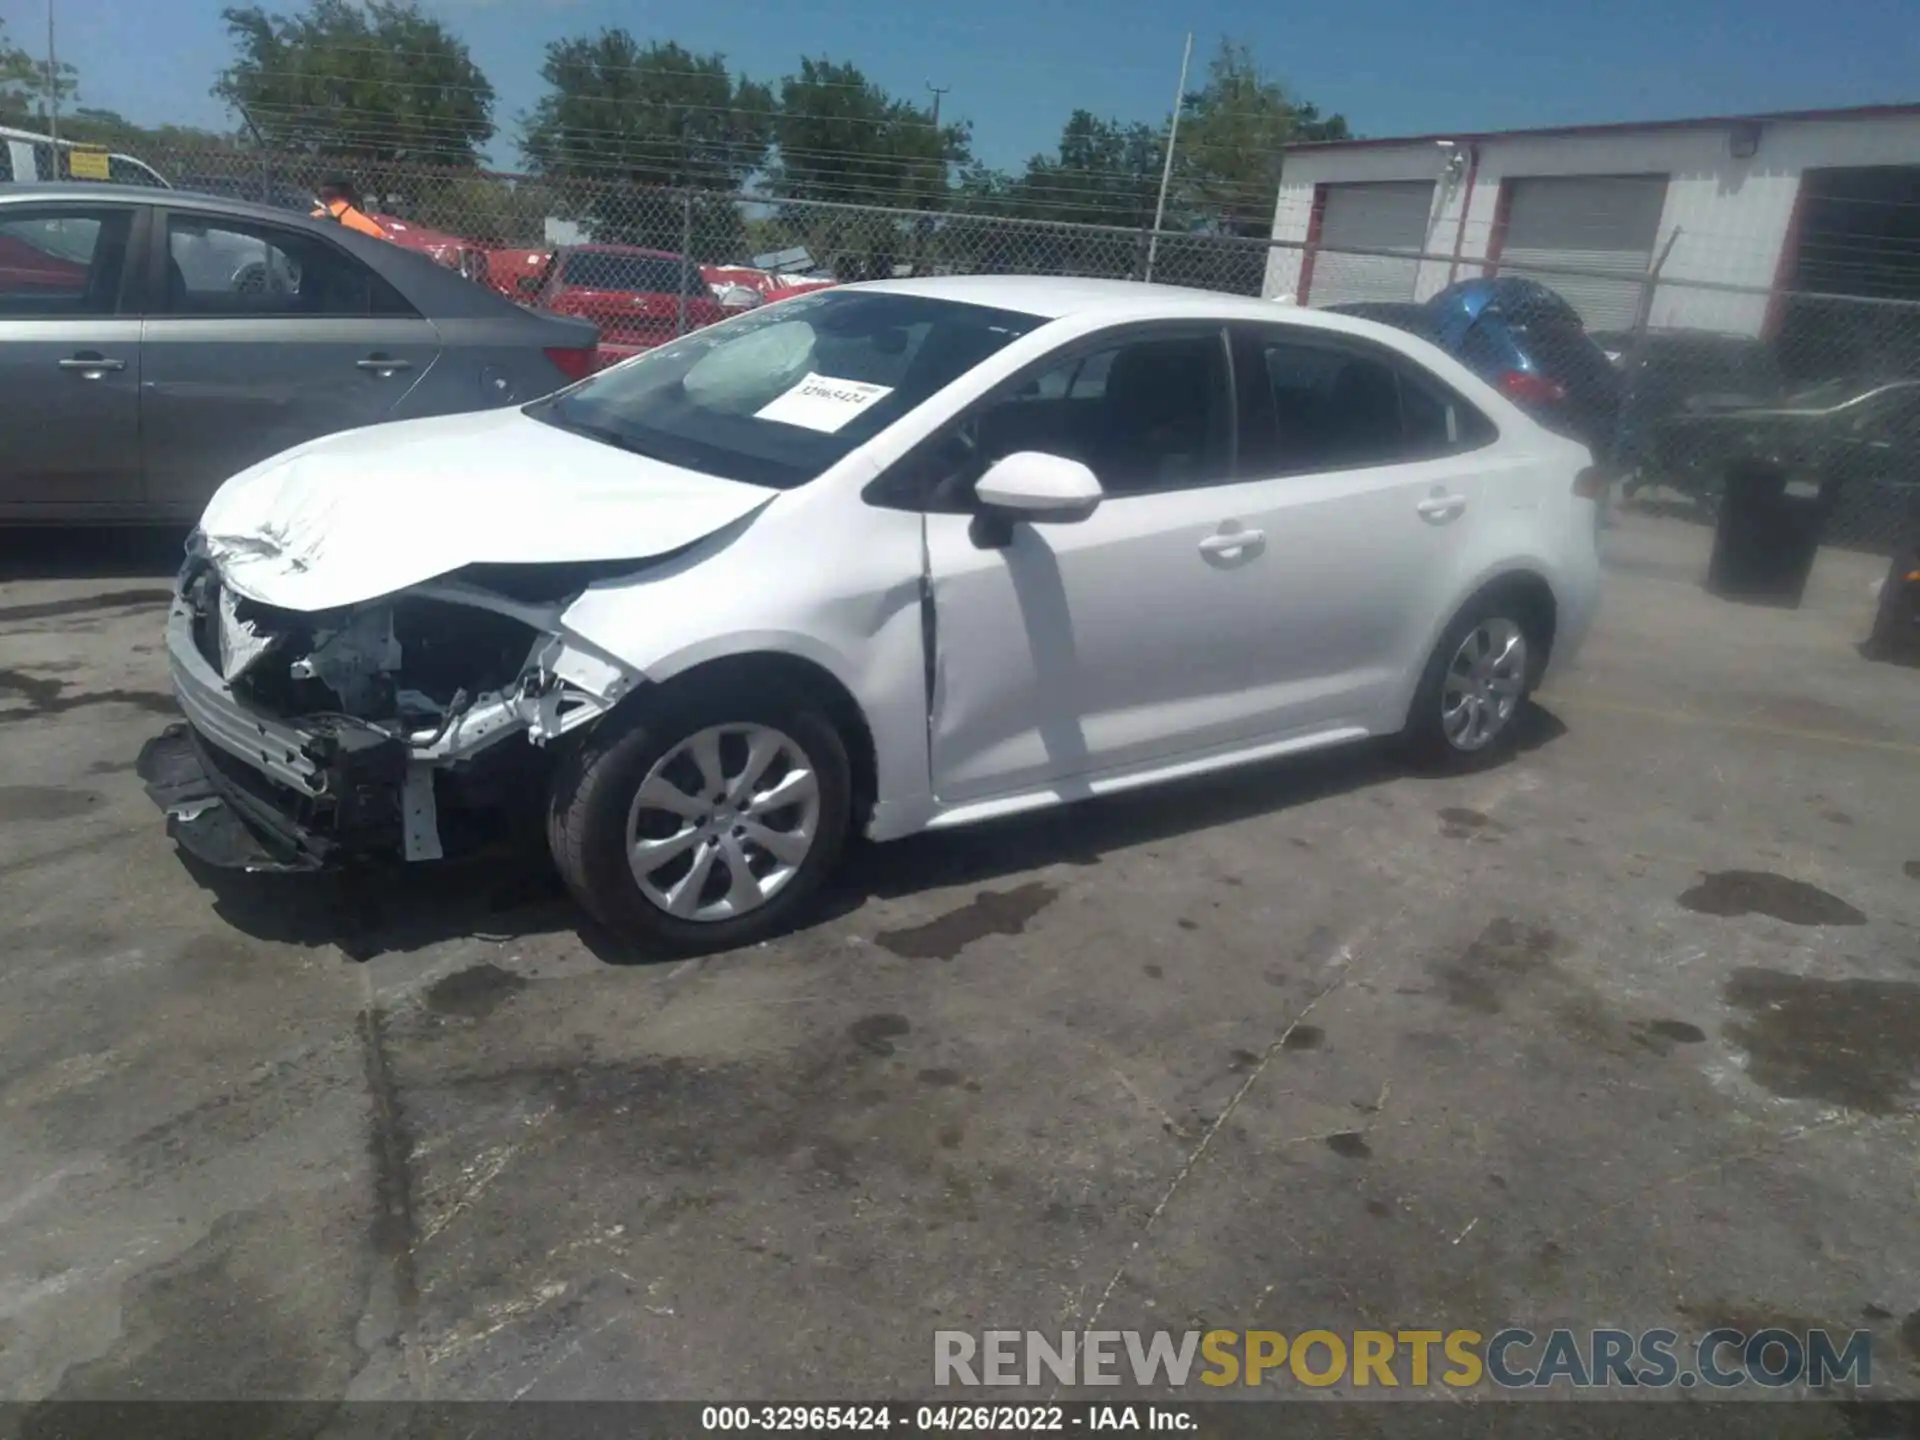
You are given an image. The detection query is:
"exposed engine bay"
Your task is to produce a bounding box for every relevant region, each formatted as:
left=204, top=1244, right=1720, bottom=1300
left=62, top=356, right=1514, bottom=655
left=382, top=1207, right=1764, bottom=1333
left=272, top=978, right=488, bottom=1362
left=156, top=544, right=648, bottom=868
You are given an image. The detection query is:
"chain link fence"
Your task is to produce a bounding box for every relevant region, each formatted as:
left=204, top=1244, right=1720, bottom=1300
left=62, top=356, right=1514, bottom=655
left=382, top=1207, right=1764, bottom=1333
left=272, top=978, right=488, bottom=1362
left=89, top=142, right=1920, bottom=554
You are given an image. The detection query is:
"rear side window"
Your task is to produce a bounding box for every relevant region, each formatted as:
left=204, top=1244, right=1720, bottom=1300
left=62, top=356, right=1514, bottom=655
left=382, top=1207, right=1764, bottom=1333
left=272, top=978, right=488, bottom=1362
left=1237, top=329, right=1494, bottom=473
left=163, top=214, right=416, bottom=318
left=0, top=207, right=133, bottom=317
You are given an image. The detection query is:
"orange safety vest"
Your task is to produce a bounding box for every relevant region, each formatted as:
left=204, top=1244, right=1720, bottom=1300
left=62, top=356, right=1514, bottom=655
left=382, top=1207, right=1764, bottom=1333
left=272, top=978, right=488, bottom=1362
left=313, top=199, right=388, bottom=239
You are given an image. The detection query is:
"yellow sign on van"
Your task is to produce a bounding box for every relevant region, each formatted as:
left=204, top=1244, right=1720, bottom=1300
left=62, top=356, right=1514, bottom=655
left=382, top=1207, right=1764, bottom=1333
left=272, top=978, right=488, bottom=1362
left=67, top=147, right=110, bottom=181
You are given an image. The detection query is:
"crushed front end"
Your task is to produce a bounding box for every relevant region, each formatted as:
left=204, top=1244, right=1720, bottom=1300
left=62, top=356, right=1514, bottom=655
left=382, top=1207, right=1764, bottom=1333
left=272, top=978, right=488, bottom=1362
left=138, top=539, right=641, bottom=872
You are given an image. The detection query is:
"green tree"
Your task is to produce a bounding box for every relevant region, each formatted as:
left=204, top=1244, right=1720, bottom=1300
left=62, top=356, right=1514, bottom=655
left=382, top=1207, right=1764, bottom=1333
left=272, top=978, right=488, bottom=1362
left=1177, top=38, right=1349, bottom=238
left=522, top=33, right=772, bottom=254
left=0, top=17, right=78, bottom=129
left=1016, top=109, right=1166, bottom=228
left=771, top=58, right=967, bottom=209
left=213, top=0, right=493, bottom=167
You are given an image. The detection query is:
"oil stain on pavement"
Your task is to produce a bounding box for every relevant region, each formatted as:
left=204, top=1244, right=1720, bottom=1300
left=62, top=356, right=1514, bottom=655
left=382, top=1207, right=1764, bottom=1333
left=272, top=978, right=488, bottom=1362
left=1428, top=917, right=1564, bottom=1015
left=424, top=964, right=528, bottom=1020
left=1678, top=870, right=1866, bottom=926
left=874, top=882, right=1057, bottom=960
left=1723, top=968, right=1920, bottom=1114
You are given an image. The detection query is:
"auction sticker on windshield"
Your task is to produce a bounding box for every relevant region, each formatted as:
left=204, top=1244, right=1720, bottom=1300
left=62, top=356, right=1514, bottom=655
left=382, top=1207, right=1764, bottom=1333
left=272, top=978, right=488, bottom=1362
left=755, top=373, right=894, bottom=433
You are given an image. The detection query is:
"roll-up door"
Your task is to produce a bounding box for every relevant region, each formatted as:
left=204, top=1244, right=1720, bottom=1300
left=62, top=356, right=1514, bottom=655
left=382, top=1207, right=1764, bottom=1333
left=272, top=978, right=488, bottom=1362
left=1307, top=181, right=1435, bottom=307
left=1498, top=175, right=1667, bottom=330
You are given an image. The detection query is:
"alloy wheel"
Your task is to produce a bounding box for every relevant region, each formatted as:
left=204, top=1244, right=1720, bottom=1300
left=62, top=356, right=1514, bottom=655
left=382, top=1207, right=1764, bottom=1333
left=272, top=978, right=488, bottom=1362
left=624, top=724, right=822, bottom=922
left=1441, top=618, right=1528, bottom=752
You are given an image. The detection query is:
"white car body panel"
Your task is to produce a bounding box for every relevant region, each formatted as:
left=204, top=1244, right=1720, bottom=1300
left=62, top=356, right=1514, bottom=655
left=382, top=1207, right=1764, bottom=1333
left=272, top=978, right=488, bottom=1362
left=169, top=275, right=1604, bottom=856
left=198, top=407, right=776, bottom=610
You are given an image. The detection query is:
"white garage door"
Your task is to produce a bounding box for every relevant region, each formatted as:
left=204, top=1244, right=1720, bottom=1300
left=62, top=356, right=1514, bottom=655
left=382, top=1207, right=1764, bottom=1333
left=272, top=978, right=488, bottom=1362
left=1498, top=175, right=1668, bottom=330
left=1308, top=181, right=1435, bottom=307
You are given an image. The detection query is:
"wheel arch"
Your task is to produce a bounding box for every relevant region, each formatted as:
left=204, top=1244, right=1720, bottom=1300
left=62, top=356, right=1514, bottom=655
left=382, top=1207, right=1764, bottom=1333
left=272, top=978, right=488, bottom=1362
left=1398, top=564, right=1561, bottom=730
left=618, top=644, right=880, bottom=833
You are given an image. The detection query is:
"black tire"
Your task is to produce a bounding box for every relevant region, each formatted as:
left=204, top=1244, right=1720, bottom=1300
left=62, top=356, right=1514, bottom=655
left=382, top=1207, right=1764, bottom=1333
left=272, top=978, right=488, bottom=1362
left=1399, top=592, right=1541, bottom=772
left=547, top=684, right=853, bottom=956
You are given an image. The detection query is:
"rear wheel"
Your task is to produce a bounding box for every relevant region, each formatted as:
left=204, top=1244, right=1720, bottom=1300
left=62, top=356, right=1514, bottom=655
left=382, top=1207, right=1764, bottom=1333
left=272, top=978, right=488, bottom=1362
left=548, top=689, right=852, bottom=955
left=1402, top=598, right=1536, bottom=770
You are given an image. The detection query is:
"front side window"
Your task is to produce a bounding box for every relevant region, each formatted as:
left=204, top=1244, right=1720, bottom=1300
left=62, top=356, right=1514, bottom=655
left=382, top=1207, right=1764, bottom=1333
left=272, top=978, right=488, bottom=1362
left=977, top=334, right=1230, bottom=496
left=0, top=207, right=132, bottom=317
left=529, top=289, right=1042, bottom=490
left=163, top=214, right=414, bottom=318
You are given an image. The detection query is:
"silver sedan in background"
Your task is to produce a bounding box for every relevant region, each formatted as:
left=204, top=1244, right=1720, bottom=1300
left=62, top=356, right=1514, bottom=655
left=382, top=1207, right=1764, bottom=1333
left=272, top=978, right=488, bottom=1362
left=0, top=183, right=600, bottom=523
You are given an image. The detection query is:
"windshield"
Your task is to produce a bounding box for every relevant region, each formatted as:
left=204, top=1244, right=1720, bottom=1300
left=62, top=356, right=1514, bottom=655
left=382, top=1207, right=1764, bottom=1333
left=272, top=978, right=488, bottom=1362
left=561, top=251, right=700, bottom=294
left=528, top=290, right=1044, bottom=489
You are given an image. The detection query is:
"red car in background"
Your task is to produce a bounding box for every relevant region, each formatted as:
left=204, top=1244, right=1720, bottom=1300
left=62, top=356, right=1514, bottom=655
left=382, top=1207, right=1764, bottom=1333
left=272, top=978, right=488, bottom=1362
left=703, top=264, right=838, bottom=304
left=484, top=246, right=554, bottom=302
left=517, top=244, right=727, bottom=368
left=369, top=213, right=491, bottom=287
left=0, top=229, right=90, bottom=296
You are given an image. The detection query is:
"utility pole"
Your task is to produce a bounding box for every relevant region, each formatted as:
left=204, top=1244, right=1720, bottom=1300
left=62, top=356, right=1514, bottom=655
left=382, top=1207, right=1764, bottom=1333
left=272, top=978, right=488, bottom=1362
left=44, top=0, right=60, bottom=147
left=1144, top=31, right=1194, bottom=283
left=925, top=80, right=950, bottom=131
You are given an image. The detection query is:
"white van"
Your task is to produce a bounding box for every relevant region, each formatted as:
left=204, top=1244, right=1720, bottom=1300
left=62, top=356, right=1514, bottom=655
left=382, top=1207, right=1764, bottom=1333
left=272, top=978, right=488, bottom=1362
left=0, top=124, right=170, bottom=188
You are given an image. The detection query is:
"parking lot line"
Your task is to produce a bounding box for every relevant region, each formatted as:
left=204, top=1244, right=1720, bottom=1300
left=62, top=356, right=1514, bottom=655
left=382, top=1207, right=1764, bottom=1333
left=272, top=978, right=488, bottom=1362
left=1547, top=691, right=1920, bottom=756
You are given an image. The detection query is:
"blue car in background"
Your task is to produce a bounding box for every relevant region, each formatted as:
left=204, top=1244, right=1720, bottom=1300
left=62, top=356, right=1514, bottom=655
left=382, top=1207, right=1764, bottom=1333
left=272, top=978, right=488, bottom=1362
left=1329, top=277, right=1624, bottom=466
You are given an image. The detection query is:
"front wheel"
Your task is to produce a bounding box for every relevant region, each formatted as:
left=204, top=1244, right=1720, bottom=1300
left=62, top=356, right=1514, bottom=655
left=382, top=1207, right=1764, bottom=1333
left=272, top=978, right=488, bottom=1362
left=547, top=691, right=853, bottom=955
left=1401, top=600, right=1535, bottom=770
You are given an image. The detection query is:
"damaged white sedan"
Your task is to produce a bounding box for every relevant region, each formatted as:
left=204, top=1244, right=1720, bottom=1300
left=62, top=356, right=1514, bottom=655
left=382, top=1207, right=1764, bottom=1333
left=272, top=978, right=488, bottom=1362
left=139, top=277, right=1602, bottom=953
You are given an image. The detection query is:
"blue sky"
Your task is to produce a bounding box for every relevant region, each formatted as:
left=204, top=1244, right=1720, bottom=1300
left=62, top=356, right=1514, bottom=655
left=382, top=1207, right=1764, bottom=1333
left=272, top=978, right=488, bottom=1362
left=15, top=0, right=1920, bottom=173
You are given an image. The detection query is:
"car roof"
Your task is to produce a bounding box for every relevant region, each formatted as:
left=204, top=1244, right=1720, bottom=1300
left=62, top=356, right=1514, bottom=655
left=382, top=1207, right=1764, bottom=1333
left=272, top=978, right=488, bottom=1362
left=0, top=181, right=316, bottom=226
left=0, top=182, right=590, bottom=328
left=851, top=274, right=1425, bottom=339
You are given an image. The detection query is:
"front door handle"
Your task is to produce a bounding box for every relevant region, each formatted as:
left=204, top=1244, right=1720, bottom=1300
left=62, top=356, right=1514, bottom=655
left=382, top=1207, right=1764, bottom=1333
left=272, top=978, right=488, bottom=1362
left=1416, top=493, right=1468, bottom=523
left=58, top=353, right=125, bottom=376
left=356, top=354, right=413, bottom=374
left=1198, top=527, right=1266, bottom=558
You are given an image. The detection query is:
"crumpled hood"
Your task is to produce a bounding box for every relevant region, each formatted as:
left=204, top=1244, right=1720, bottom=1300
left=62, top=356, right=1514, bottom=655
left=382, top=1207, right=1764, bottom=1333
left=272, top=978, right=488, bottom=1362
left=198, top=407, right=777, bottom=612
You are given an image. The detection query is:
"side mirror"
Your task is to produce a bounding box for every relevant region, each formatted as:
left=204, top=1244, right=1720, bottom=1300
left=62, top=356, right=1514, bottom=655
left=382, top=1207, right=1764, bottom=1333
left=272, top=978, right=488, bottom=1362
left=975, top=451, right=1103, bottom=524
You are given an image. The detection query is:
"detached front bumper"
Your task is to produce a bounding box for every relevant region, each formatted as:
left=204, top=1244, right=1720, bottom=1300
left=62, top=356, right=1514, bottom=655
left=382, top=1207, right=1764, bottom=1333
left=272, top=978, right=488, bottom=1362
left=140, top=591, right=413, bottom=871
left=136, top=722, right=328, bottom=872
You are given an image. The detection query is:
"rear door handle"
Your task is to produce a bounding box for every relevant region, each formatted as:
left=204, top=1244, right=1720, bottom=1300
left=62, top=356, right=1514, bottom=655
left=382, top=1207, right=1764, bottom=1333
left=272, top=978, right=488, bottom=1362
left=1198, top=528, right=1265, bottom=557
left=58, top=353, right=125, bottom=375
left=356, top=355, right=413, bottom=374
left=1416, top=494, right=1468, bottom=522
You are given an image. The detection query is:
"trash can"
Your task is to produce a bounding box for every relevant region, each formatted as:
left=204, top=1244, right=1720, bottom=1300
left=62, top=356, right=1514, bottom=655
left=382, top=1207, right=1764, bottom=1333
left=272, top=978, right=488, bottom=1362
left=1705, top=462, right=1839, bottom=606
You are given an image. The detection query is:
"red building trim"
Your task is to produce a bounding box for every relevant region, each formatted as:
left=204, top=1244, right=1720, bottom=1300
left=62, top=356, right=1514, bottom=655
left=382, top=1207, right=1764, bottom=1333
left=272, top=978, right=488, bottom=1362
left=1762, top=176, right=1809, bottom=340
left=1283, top=102, right=1920, bottom=154
left=1295, top=184, right=1330, bottom=302
left=1482, top=180, right=1515, bottom=277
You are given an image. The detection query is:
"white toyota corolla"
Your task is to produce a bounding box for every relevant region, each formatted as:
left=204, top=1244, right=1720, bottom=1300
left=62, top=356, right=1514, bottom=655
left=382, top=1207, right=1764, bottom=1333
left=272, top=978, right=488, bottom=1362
left=138, top=277, right=1602, bottom=953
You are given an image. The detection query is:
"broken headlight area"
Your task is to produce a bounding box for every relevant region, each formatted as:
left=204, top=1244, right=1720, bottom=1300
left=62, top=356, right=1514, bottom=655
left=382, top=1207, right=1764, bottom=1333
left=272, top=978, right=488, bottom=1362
left=183, top=560, right=630, bottom=745
left=164, top=558, right=638, bottom=867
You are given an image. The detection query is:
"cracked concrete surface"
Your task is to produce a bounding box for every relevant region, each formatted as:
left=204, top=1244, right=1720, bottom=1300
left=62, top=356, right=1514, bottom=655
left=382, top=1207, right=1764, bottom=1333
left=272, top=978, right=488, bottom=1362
left=0, top=514, right=1916, bottom=1428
